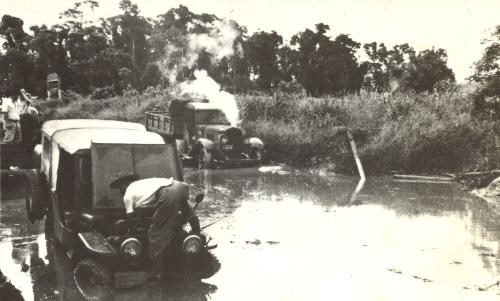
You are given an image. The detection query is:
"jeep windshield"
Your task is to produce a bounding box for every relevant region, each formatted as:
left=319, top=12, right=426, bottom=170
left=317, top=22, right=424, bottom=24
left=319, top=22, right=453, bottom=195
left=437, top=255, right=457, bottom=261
left=91, top=143, right=182, bottom=209
left=195, top=110, right=230, bottom=125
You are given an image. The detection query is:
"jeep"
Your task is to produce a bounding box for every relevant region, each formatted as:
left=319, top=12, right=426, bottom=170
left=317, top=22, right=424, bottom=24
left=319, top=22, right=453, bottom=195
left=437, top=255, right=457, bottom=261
left=25, top=119, right=218, bottom=299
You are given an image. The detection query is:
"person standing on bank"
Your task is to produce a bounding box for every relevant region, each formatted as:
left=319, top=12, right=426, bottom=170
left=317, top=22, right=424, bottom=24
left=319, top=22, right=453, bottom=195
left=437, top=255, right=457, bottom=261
left=3, top=95, right=22, bottom=143
left=110, top=174, right=200, bottom=278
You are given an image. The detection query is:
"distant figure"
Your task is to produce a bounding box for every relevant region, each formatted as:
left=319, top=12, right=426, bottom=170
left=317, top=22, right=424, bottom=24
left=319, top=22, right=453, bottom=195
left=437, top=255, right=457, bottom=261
left=3, top=95, right=22, bottom=143
left=17, top=94, right=40, bottom=145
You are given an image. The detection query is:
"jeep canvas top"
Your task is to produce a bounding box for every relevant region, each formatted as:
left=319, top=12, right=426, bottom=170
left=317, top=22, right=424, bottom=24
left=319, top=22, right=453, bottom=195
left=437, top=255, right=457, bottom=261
left=40, top=120, right=168, bottom=194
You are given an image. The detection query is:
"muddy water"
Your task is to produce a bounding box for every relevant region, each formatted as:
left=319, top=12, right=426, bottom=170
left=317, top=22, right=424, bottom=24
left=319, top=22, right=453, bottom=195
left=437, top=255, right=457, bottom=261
left=2, top=168, right=500, bottom=300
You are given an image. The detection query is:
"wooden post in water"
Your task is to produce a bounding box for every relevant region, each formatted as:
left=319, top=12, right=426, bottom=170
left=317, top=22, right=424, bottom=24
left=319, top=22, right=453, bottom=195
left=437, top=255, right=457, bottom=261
left=346, top=129, right=365, bottom=180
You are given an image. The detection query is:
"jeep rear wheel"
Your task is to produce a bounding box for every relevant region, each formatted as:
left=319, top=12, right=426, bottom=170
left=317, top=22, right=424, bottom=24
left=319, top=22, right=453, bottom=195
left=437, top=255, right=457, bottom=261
left=197, top=148, right=212, bottom=170
left=74, top=259, right=111, bottom=301
left=44, top=210, right=54, bottom=239
left=25, top=169, right=48, bottom=224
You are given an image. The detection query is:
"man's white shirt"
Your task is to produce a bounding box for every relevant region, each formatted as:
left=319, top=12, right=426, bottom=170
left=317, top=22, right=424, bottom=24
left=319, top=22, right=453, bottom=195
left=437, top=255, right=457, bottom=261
left=123, top=177, right=174, bottom=214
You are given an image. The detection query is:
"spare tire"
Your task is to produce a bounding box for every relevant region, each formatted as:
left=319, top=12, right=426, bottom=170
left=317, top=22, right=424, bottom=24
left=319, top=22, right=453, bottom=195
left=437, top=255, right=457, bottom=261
left=74, top=258, right=111, bottom=301
left=25, top=169, right=49, bottom=224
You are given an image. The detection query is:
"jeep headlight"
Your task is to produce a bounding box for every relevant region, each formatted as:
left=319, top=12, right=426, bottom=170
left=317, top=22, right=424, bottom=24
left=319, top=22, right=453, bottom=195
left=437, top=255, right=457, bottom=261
left=220, top=134, right=228, bottom=144
left=120, top=238, right=142, bottom=258
left=183, top=235, right=202, bottom=255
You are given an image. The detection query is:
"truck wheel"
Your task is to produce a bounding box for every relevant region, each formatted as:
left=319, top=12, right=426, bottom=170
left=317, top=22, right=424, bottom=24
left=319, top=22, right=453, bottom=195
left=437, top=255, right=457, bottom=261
left=74, top=259, right=111, bottom=301
left=25, top=169, right=48, bottom=224
left=251, top=148, right=262, bottom=161
left=197, top=148, right=212, bottom=170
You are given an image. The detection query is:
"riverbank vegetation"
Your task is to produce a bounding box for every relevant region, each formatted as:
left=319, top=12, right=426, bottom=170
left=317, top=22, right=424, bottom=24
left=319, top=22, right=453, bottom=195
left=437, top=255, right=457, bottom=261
left=40, top=85, right=499, bottom=175
left=3, top=2, right=500, bottom=176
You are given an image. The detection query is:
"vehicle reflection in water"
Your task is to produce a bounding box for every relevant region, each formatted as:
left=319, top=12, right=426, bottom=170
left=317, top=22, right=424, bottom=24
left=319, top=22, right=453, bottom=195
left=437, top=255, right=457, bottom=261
left=0, top=234, right=218, bottom=301
left=2, top=168, right=500, bottom=300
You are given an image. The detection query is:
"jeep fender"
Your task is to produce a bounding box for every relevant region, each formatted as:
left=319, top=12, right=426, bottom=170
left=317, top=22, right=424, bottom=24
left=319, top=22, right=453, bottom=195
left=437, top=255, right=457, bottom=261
left=247, top=137, right=264, bottom=150
left=78, top=232, right=116, bottom=256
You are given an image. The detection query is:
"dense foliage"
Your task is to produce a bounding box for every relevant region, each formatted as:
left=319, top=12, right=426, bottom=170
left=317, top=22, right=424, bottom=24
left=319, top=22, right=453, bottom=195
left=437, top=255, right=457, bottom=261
left=0, top=1, right=456, bottom=97
left=239, top=89, right=496, bottom=174
left=41, top=86, right=497, bottom=174
left=7, top=1, right=500, bottom=174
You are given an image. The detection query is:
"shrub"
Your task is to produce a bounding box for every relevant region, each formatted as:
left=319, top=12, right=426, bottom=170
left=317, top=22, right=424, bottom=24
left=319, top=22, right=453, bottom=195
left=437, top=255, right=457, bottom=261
left=238, top=88, right=493, bottom=173
left=43, top=85, right=495, bottom=174
left=90, top=86, right=116, bottom=100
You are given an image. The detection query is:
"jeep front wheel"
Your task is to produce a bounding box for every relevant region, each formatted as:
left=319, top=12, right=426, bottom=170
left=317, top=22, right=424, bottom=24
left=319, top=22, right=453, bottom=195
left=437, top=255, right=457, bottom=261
left=197, top=148, right=212, bottom=170
left=74, top=259, right=112, bottom=301
left=25, top=169, right=48, bottom=224
left=191, top=251, right=221, bottom=279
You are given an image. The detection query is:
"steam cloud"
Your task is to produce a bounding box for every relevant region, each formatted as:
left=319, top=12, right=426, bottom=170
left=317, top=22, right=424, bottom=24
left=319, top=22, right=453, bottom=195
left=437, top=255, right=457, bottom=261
left=160, top=19, right=242, bottom=126
left=185, top=20, right=242, bottom=69
left=180, top=70, right=239, bottom=126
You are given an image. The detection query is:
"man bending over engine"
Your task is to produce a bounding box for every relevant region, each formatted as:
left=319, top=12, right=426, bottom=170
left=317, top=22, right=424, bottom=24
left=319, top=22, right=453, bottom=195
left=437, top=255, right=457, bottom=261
left=110, top=174, right=200, bottom=278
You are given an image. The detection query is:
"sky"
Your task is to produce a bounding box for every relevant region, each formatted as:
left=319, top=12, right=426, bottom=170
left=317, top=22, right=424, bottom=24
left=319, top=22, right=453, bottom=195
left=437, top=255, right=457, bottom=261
left=0, top=0, right=499, bottom=82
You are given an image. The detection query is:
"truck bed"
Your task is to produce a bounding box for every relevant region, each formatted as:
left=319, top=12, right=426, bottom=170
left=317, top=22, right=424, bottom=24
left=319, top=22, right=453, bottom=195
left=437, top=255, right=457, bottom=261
left=145, top=111, right=173, bottom=136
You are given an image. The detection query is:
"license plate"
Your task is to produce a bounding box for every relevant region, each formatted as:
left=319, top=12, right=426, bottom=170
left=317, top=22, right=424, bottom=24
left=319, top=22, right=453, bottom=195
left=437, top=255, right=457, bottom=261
left=223, top=145, right=233, bottom=150
left=114, top=271, right=147, bottom=288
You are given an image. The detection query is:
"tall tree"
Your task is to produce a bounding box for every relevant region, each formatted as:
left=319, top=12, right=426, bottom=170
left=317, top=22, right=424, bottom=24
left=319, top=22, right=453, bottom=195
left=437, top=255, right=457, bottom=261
left=404, top=48, right=454, bottom=92
left=245, top=31, right=283, bottom=89
left=471, top=25, right=500, bottom=103
left=277, top=45, right=300, bottom=82
left=0, top=15, right=35, bottom=94
left=362, top=42, right=416, bottom=91
left=103, top=0, right=152, bottom=71
left=291, top=23, right=363, bottom=95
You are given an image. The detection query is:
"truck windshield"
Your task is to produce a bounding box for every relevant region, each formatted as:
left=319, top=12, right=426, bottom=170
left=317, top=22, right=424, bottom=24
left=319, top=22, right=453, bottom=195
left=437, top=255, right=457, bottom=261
left=196, top=110, right=229, bottom=124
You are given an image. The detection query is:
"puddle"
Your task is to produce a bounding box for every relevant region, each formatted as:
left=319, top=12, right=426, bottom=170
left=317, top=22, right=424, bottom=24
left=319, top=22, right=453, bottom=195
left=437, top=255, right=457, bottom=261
left=2, top=167, right=500, bottom=300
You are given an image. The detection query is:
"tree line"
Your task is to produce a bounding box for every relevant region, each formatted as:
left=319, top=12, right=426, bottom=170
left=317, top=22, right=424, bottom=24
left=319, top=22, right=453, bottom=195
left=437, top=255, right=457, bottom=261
left=1, top=0, right=495, bottom=99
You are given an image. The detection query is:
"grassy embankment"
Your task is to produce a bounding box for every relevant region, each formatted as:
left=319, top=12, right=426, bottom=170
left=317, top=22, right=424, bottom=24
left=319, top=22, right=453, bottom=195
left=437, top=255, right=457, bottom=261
left=41, top=88, right=498, bottom=175
left=40, top=88, right=172, bottom=123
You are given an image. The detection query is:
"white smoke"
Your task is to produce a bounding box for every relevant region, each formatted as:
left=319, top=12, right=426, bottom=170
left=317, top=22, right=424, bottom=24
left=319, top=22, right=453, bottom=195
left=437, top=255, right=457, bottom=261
left=185, top=19, right=241, bottom=67
left=159, top=18, right=242, bottom=126
left=180, top=70, right=239, bottom=126
left=160, top=19, right=242, bottom=82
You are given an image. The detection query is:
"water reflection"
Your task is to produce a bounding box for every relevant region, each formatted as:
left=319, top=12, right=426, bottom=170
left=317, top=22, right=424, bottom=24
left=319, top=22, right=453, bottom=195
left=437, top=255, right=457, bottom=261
left=0, top=237, right=219, bottom=301
left=2, top=168, right=500, bottom=300
left=185, top=168, right=500, bottom=299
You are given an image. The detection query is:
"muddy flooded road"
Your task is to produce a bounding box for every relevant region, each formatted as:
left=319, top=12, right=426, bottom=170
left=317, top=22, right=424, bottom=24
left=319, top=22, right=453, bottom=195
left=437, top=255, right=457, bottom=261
left=2, top=167, right=500, bottom=300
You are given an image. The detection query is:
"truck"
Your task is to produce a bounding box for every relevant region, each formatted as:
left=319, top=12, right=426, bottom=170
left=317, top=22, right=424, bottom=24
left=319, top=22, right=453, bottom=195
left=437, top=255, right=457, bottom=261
left=146, top=98, right=264, bottom=169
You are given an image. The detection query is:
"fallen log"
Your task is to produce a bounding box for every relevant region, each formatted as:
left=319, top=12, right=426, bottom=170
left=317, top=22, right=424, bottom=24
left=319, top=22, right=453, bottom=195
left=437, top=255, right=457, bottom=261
left=393, top=174, right=455, bottom=181
left=454, top=170, right=500, bottom=178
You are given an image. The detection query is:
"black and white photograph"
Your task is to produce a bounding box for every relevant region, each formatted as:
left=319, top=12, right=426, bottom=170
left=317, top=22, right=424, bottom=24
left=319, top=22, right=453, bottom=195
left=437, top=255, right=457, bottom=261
left=1, top=0, right=500, bottom=300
